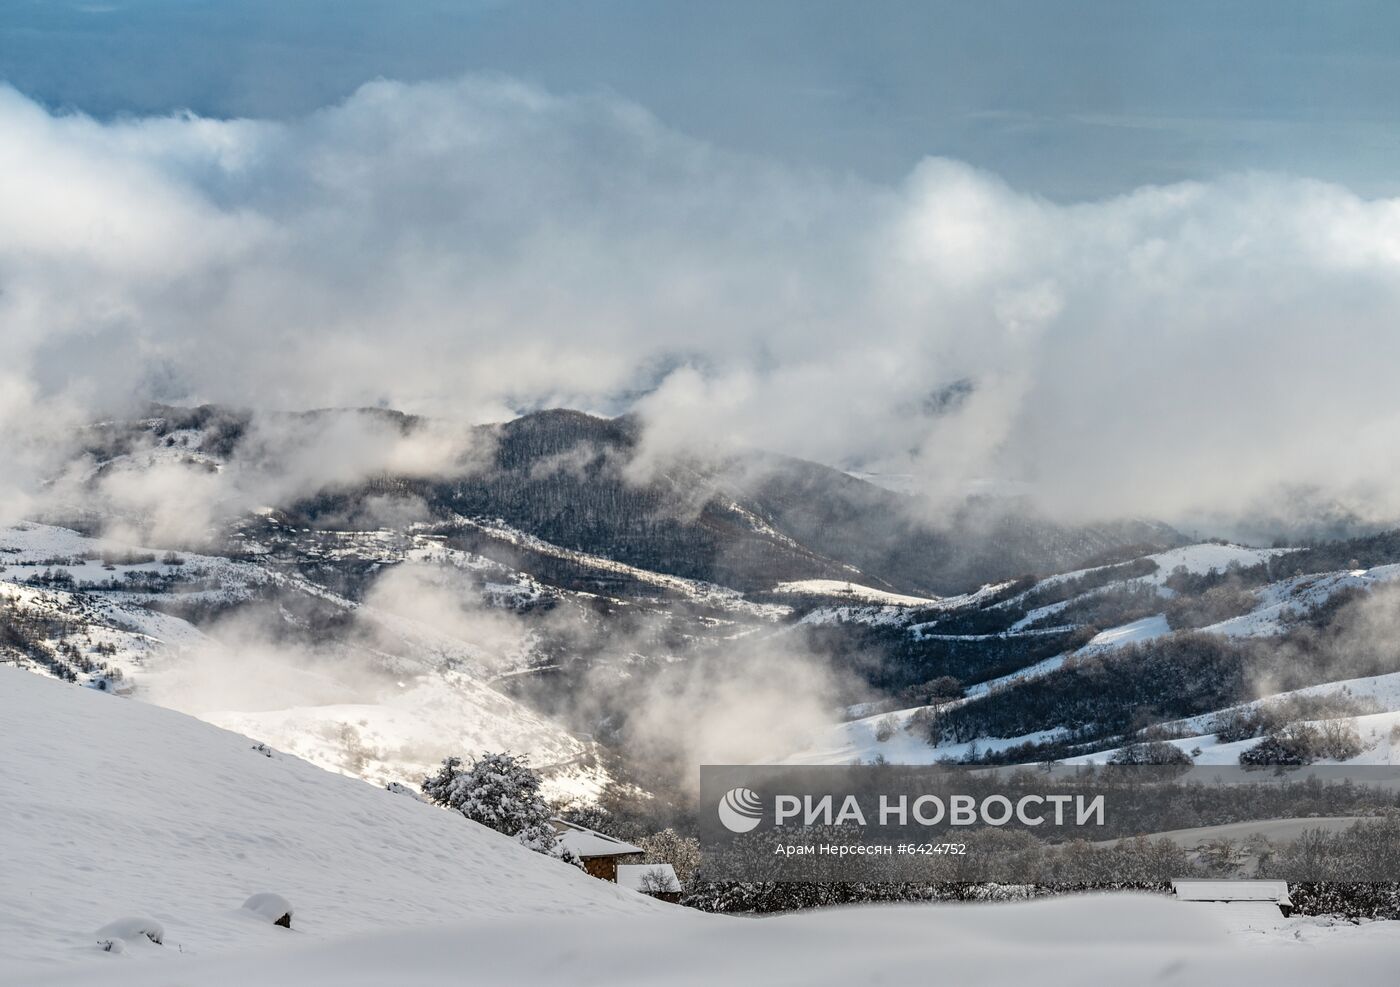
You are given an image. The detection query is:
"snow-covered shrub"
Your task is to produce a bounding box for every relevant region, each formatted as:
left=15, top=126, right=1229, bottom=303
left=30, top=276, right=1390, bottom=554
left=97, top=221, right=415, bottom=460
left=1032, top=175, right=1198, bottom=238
left=1215, top=694, right=1379, bottom=744
left=1239, top=728, right=1314, bottom=766
left=95, top=917, right=164, bottom=946
left=1107, top=740, right=1192, bottom=766
left=422, top=752, right=558, bottom=853
left=1240, top=720, right=1363, bottom=766
left=1317, top=719, right=1364, bottom=760
left=242, top=892, right=294, bottom=928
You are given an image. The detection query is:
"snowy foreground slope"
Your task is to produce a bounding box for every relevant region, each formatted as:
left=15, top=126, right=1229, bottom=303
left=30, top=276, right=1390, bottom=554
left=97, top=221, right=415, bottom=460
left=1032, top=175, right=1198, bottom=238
left=0, top=666, right=656, bottom=979
left=4, top=668, right=1400, bottom=986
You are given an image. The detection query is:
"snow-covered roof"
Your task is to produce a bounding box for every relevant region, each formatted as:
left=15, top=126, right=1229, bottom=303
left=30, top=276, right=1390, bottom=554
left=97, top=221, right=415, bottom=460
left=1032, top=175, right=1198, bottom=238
left=616, top=863, right=679, bottom=893
left=1171, top=880, right=1290, bottom=903
left=551, top=820, right=644, bottom=858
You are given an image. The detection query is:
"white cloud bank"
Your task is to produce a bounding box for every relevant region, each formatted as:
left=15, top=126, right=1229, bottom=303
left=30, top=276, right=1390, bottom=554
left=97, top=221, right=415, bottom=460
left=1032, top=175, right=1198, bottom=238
left=3, top=77, right=1400, bottom=526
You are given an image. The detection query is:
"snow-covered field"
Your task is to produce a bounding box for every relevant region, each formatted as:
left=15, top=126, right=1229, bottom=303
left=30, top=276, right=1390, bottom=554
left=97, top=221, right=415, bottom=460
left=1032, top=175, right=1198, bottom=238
left=3, top=666, right=1398, bottom=986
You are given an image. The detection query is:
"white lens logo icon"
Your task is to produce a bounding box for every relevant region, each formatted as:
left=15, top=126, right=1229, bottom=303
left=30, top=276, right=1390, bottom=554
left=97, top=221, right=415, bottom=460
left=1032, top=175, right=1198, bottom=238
left=717, top=787, right=763, bottom=833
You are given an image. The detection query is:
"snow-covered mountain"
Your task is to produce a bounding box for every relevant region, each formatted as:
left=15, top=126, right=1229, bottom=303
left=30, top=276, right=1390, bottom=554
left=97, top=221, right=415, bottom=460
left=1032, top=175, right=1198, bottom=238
left=0, top=404, right=1186, bottom=798
left=10, top=403, right=1400, bottom=807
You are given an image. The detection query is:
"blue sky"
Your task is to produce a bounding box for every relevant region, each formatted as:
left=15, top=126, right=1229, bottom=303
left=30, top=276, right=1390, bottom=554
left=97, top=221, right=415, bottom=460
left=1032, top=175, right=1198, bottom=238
left=4, top=0, right=1400, bottom=198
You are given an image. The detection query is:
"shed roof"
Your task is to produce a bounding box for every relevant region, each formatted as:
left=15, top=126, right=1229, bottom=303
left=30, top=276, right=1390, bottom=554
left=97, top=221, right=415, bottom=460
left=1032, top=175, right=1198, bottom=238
left=616, top=863, right=680, bottom=893
left=1171, top=880, right=1290, bottom=903
left=551, top=819, right=644, bottom=858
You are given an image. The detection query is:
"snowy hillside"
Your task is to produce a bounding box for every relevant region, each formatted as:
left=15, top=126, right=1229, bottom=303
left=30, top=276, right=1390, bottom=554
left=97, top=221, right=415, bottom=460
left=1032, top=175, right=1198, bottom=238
left=780, top=537, right=1400, bottom=770
left=3, top=667, right=1399, bottom=986
left=0, top=666, right=656, bottom=979
left=0, top=522, right=601, bottom=798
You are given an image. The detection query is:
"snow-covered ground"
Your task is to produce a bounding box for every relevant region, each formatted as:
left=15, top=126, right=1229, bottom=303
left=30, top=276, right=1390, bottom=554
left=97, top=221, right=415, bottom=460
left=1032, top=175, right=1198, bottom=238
left=0, top=665, right=655, bottom=980
left=1064, top=670, right=1400, bottom=765
left=23, top=896, right=1400, bottom=987
left=995, top=542, right=1291, bottom=612
left=0, top=521, right=269, bottom=605
left=1203, top=564, right=1400, bottom=638
left=1076, top=613, right=1172, bottom=654
left=781, top=702, right=1067, bottom=766
left=4, top=666, right=1398, bottom=986
left=1067, top=709, right=1400, bottom=767
left=772, top=579, right=940, bottom=607
left=1139, top=544, right=1294, bottom=584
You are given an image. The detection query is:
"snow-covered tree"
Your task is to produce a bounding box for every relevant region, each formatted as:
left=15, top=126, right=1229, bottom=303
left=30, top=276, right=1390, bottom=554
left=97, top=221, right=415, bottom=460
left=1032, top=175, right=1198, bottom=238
left=422, top=752, right=559, bottom=853
left=639, top=828, right=701, bottom=883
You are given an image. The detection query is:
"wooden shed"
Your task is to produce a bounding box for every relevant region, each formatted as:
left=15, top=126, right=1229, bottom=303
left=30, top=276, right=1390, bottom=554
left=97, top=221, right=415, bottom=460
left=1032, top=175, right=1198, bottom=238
left=1171, top=880, right=1293, bottom=931
left=551, top=819, right=644, bottom=881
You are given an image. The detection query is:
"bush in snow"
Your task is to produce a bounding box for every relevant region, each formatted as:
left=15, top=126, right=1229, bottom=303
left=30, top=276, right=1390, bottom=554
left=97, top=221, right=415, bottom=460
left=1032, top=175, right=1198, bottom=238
left=242, top=892, right=294, bottom=928
left=1239, top=729, right=1314, bottom=766
left=874, top=714, right=899, bottom=743
left=1214, top=694, right=1379, bottom=744
left=1239, top=720, right=1363, bottom=766
left=422, top=752, right=559, bottom=853
left=95, top=917, right=164, bottom=946
left=1107, top=740, right=1192, bottom=766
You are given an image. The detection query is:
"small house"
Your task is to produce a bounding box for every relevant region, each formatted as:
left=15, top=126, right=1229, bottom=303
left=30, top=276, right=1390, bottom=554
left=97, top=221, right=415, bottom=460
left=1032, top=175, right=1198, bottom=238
left=551, top=819, right=644, bottom=881
left=1171, top=880, right=1293, bottom=930
left=617, top=863, right=682, bottom=903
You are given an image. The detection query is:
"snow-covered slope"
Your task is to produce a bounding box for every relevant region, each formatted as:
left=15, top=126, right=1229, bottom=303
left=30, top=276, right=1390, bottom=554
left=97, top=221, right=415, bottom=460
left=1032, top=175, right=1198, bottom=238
left=772, top=579, right=940, bottom=607
left=1203, top=564, right=1400, bottom=637
left=1076, top=613, right=1172, bottom=653
left=0, top=666, right=656, bottom=979
left=1065, top=670, right=1400, bottom=766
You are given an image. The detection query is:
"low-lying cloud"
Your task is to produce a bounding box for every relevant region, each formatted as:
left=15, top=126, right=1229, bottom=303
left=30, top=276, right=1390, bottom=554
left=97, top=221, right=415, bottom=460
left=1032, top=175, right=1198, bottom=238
left=4, top=77, right=1400, bottom=529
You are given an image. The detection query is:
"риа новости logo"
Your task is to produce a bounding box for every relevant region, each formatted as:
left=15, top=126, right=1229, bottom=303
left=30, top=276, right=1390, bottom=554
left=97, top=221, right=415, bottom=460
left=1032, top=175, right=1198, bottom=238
left=717, top=787, right=763, bottom=833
